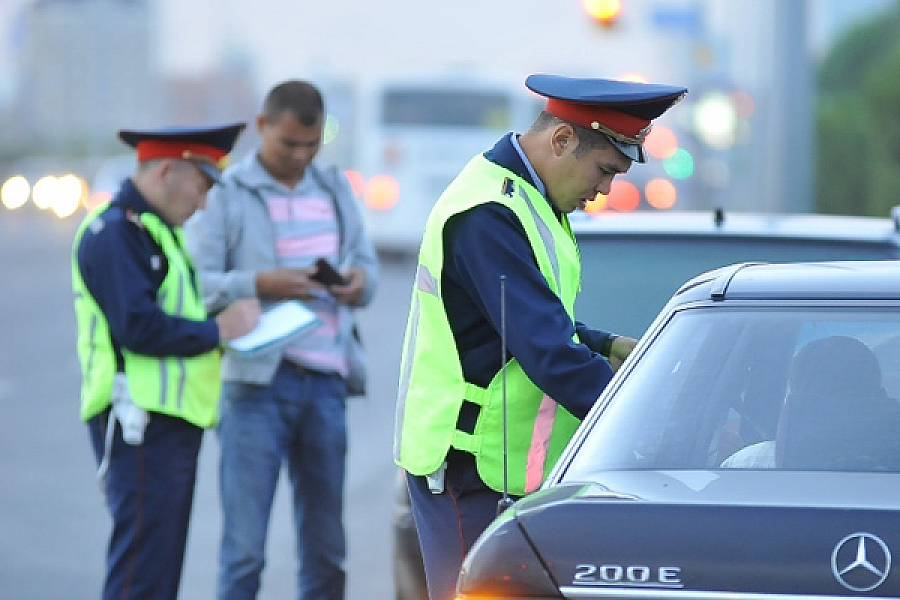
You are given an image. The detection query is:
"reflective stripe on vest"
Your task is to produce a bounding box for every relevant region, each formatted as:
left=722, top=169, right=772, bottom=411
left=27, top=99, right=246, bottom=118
left=72, top=206, right=222, bottom=428
left=525, top=394, right=559, bottom=493
left=394, top=154, right=582, bottom=495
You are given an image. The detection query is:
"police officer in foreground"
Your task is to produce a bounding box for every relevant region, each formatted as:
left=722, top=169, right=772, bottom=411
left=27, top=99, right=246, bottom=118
left=72, top=123, right=262, bottom=600
left=393, top=74, right=687, bottom=600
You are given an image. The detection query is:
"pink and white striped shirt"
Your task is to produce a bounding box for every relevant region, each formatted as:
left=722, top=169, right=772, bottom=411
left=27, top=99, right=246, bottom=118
left=266, top=174, right=348, bottom=377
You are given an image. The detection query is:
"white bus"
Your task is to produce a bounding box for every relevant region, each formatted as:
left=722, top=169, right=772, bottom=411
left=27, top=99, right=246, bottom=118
left=343, top=74, right=543, bottom=253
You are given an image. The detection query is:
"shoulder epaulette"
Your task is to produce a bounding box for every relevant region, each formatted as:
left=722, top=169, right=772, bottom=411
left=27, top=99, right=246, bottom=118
left=124, top=208, right=146, bottom=230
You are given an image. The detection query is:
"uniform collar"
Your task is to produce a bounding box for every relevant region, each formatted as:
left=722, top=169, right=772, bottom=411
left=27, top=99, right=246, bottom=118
left=113, top=177, right=157, bottom=218
left=509, top=134, right=546, bottom=197
left=484, top=133, right=558, bottom=217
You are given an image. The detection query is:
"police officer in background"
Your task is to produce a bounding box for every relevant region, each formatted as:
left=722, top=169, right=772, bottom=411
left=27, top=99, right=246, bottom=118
left=72, top=123, right=262, bottom=600
left=393, top=74, right=687, bottom=600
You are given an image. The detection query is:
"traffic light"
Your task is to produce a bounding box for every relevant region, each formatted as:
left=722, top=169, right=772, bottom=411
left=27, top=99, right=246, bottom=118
left=582, top=0, right=622, bottom=27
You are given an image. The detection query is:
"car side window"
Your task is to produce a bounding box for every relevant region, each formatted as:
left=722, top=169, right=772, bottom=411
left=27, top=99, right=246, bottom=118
left=567, top=310, right=772, bottom=471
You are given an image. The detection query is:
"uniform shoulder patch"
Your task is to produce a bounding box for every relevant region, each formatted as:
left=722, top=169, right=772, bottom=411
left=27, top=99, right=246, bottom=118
left=124, top=209, right=146, bottom=230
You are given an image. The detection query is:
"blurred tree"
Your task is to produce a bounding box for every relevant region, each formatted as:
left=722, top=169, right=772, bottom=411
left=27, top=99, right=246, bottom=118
left=816, top=97, right=873, bottom=215
left=865, top=45, right=900, bottom=217
left=815, top=2, right=900, bottom=216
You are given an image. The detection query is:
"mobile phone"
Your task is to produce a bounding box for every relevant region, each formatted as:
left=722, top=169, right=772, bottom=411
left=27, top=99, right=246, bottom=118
left=312, top=258, right=347, bottom=286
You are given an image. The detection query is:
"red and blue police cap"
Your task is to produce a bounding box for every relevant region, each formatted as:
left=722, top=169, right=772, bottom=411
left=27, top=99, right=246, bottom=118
left=118, top=122, right=246, bottom=183
left=525, top=74, right=687, bottom=163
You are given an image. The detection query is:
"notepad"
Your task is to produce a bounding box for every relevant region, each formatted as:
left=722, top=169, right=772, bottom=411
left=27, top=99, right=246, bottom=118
left=227, top=300, right=320, bottom=355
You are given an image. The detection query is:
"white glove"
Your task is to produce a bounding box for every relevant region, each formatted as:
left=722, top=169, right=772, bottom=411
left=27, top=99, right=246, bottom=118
left=111, top=374, right=149, bottom=445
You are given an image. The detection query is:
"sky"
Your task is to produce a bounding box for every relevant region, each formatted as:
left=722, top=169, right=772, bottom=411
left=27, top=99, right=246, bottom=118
left=153, top=0, right=615, bottom=90
left=162, top=0, right=898, bottom=107
left=1, top=0, right=617, bottom=104
left=0, top=0, right=896, bottom=104
left=154, top=0, right=894, bottom=79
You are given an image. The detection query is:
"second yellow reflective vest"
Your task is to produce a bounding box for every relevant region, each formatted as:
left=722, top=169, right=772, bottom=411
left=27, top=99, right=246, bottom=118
left=72, top=206, right=222, bottom=428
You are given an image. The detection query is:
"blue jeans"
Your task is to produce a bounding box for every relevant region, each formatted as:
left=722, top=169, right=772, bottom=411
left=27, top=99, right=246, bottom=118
left=216, top=362, right=348, bottom=600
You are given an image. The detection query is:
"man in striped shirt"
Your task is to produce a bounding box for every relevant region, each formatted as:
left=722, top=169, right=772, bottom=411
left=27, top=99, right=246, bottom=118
left=185, top=80, right=379, bottom=600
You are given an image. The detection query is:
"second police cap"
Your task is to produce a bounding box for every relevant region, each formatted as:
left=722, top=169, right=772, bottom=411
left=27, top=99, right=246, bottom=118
left=525, top=74, right=687, bottom=163
left=118, top=122, right=246, bottom=183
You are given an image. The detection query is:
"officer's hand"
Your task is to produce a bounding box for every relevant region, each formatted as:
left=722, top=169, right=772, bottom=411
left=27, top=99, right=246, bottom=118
left=328, top=267, right=366, bottom=306
left=608, top=335, right=637, bottom=372
left=215, top=297, right=262, bottom=342
left=256, top=268, right=325, bottom=301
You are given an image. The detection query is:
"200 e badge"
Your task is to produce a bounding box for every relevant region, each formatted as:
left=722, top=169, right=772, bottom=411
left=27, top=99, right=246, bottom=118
left=573, top=564, right=683, bottom=587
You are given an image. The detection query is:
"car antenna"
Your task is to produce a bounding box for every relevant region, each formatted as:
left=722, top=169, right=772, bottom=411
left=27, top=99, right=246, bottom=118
left=498, top=274, right=515, bottom=516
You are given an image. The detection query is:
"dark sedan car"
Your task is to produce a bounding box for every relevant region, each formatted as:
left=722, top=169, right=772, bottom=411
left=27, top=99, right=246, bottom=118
left=456, top=260, right=900, bottom=599
left=394, top=209, right=900, bottom=600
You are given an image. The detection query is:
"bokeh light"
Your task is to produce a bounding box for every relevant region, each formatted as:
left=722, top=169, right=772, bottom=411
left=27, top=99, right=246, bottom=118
left=52, top=174, right=87, bottom=218
left=645, top=178, right=678, bottom=209
left=85, top=191, right=113, bottom=212
left=344, top=169, right=365, bottom=197
left=32, top=175, right=58, bottom=210
left=605, top=179, right=640, bottom=212
left=730, top=90, right=755, bottom=119
left=323, top=113, right=340, bottom=146
left=585, top=192, right=608, bottom=214
left=364, top=174, right=400, bottom=211
left=582, top=0, right=621, bottom=25
left=1, top=175, right=31, bottom=210
left=663, top=148, right=695, bottom=179
left=644, top=125, right=678, bottom=159
left=692, top=91, right=738, bottom=150
left=618, top=71, right=649, bottom=84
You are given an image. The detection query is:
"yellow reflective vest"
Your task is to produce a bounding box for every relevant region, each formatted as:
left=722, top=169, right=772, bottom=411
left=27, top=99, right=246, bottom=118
left=72, top=206, right=222, bottom=428
left=394, top=154, right=582, bottom=496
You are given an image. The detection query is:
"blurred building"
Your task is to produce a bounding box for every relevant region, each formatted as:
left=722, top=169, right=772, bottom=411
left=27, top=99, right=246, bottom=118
left=8, top=0, right=258, bottom=158
left=164, top=58, right=256, bottom=126
left=163, top=52, right=260, bottom=159
left=14, top=0, right=162, bottom=155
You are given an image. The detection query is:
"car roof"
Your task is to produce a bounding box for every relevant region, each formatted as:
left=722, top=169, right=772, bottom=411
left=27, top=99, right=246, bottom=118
left=673, top=260, right=900, bottom=305
left=570, top=209, right=900, bottom=245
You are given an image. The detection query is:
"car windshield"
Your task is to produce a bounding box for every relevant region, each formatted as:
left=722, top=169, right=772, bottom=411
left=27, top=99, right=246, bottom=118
left=563, top=306, right=900, bottom=476
left=576, top=235, right=900, bottom=339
